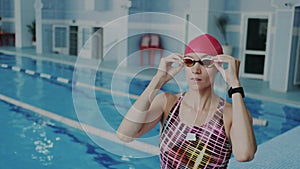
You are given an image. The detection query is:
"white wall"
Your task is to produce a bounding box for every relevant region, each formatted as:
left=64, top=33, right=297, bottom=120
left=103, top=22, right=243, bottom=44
left=186, top=0, right=209, bottom=40
left=207, top=0, right=225, bottom=38
left=224, top=0, right=300, bottom=92
left=270, top=0, right=300, bottom=91
left=241, top=0, right=274, bottom=11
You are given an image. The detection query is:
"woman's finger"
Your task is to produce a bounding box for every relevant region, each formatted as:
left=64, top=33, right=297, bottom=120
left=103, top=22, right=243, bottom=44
left=165, top=54, right=183, bottom=62
left=165, top=57, right=182, bottom=63
left=213, top=54, right=236, bottom=63
left=172, top=63, right=184, bottom=74
left=159, top=55, right=182, bottom=70
left=214, top=62, right=225, bottom=75
left=164, top=57, right=183, bottom=66
left=214, top=61, right=223, bottom=70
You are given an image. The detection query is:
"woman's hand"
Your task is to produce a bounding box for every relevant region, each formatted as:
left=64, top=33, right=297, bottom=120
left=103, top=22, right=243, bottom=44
left=213, top=55, right=241, bottom=87
left=155, top=53, right=184, bottom=83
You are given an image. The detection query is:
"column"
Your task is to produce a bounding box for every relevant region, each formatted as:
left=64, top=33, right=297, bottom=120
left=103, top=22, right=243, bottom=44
left=34, top=0, right=43, bottom=54
left=270, top=0, right=295, bottom=92
left=14, top=0, right=35, bottom=48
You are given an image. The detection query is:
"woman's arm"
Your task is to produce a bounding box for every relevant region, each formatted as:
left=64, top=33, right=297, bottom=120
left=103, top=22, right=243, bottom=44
left=116, top=54, right=183, bottom=142
left=230, top=89, right=257, bottom=161
left=214, top=55, right=257, bottom=161
left=116, top=76, right=166, bottom=142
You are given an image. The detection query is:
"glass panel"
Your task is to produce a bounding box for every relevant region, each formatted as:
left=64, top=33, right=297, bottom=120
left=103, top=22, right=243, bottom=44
left=246, top=18, right=268, bottom=51
left=55, top=27, right=67, bottom=48
left=245, top=54, right=265, bottom=74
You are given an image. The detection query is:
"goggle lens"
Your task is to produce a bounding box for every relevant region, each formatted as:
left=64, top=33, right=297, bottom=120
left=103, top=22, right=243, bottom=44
left=182, top=57, right=214, bottom=68
left=201, top=58, right=214, bottom=67
left=183, top=58, right=195, bottom=67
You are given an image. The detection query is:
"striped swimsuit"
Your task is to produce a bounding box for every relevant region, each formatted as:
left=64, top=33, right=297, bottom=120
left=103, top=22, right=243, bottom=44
left=160, top=93, right=232, bottom=169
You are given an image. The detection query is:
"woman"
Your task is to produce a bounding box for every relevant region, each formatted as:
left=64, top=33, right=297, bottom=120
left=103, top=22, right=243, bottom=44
left=117, top=34, right=256, bottom=168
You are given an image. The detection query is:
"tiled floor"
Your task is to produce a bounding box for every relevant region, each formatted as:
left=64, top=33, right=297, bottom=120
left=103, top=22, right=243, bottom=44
left=228, top=125, right=300, bottom=169
left=240, top=78, right=300, bottom=106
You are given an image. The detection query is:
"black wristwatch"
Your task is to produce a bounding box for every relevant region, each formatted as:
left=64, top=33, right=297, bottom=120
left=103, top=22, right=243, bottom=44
left=228, top=87, right=245, bottom=98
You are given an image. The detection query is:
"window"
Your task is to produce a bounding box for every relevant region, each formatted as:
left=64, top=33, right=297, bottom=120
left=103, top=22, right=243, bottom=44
left=241, top=15, right=270, bottom=80
left=53, top=25, right=69, bottom=54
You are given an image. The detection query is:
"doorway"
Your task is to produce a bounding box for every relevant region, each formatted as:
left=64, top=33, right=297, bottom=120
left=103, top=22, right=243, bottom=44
left=69, top=26, right=78, bottom=56
left=91, top=27, right=103, bottom=60
left=241, top=15, right=270, bottom=80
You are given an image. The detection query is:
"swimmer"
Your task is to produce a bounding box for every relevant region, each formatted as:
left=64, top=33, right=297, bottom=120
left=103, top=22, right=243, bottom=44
left=117, top=34, right=257, bottom=168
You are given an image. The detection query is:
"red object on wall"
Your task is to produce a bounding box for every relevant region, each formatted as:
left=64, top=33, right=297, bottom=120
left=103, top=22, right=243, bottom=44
left=0, top=32, right=15, bottom=46
left=140, top=34, right=163, bottom=66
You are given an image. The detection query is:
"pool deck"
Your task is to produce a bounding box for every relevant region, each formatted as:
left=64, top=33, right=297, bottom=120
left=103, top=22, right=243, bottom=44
left=1, top=46, right=300, bottom=168
left=229, top=125, right=300, bottom=168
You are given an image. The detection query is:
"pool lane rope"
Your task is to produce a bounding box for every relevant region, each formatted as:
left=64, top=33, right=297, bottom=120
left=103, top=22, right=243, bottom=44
left=0, top=63, right=139, bottom=99
left=0, top=93, right=159, bottom=155
left=0, top=63, right=268, bottom=126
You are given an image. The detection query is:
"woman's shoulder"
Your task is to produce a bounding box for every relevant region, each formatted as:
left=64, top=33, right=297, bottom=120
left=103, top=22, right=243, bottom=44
left=157, top=92, right=184, bottom=101
left=156, top=92, right=184, bottom=108
left=158, top=92, right=183, bottom=123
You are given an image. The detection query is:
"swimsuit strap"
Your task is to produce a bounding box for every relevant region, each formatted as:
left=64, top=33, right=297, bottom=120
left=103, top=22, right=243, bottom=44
left=214, top=97, right=225, bottom=119
left=161, top=92, right=186, bottom=133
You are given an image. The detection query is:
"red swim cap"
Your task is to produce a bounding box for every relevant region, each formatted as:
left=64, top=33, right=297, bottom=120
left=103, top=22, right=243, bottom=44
left=184, top=34, right=223, bottom=56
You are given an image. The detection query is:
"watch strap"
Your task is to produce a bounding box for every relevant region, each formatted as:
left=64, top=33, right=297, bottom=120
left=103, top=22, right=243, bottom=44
left=228, top=87, right=245, bottom=98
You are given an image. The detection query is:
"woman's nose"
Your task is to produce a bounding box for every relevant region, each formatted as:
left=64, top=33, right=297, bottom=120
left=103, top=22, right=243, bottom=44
left=191, top=62, right=203, bottom=74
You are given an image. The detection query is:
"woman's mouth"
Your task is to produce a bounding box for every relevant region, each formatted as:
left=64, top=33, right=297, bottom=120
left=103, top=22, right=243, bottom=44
left=191, top=78, right=202, bottom=82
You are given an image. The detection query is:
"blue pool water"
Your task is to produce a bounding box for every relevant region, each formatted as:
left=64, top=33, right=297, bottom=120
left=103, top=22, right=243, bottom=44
left=0, top=52, right=300, bottom=168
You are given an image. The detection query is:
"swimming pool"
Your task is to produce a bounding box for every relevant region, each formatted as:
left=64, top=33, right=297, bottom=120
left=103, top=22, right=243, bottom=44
left=0, top=52, right=300, bottom=168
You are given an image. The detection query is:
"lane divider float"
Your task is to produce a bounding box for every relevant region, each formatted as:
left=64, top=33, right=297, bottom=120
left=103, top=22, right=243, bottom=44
left=0, top=64, right=267, bottom=126
left=0, top=93, right=159, bottom=155
left=0, top=64, right=139, bottom=99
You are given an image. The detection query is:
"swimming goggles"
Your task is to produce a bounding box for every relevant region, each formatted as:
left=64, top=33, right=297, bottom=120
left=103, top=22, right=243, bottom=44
left=182, top=57, right=214, bottom=68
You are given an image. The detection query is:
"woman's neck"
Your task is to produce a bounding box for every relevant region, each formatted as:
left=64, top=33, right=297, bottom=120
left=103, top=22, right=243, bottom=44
left=184, top=87, right=218, bottom=113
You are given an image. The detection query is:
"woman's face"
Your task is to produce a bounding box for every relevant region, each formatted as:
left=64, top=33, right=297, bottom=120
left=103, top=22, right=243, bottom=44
left=183, top=53, right=218, bottom=91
